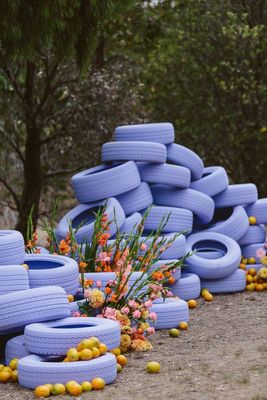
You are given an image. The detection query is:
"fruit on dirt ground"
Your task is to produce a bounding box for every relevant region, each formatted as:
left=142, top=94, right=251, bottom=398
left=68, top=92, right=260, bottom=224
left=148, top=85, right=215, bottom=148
left=146, top=361, right=161, bottom=374
left=117, top=363, right=123, bottom=373
left=81, top=381, right=92, bottom=392
left=34, top=385, right=51, bottom=398
left=10, top=370, right=18, bottom=382
left=68, top=383, right=83, bottom=396
left=169, top=328, right=180, bottom=337
left=117, top=354, right=127, bottom=366
left=2, top=366, right=12, bottom=374
left=9, top=358, right=18, bottom=370
left=255, top=283, right=264, bottom=292
left=179, top=321, right=188, bottom=330
left=203, top=291, right=213, bottom=302
left=246, top=283, right=255, bottom=291
left=51, top=383, right=66, bottom=395
left=0, top=371, right=11, bottom=383
left=66, top=381, right=78, bottom=390
left=91, top=377, right=105, bottom=390
left=67, top=348, right=79, bottom=362
left=248, top=216, right=257, bottom=225
left=188, top=299, right=197, bottom=308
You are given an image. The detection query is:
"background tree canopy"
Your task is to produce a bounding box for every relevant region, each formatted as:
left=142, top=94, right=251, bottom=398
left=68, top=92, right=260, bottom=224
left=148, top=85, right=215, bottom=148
left=0, top=0, right=266, bottom=236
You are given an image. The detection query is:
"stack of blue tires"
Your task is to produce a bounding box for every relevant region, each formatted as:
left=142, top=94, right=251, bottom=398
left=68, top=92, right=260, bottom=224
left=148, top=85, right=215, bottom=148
left=57, top=122, right=266, bottom=300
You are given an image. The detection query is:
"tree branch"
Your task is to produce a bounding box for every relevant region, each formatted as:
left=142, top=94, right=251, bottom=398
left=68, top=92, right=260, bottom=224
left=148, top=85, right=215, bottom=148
left=0, top=177, right=20, bottom=211
left=0, top=129, right=25, bottom=164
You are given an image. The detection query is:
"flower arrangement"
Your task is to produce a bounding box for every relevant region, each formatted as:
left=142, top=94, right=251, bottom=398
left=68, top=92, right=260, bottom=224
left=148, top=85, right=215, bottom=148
left=25, top=203, right=190, bottom=352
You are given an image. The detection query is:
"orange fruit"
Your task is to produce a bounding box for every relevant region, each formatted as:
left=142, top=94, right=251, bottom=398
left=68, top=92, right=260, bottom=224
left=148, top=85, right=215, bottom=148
left=146, top=361, right=160, bottom=373
left=242, top=258, right=248, bottom=264
left=263, top=282, right=267, bottom=289
left=79, top=348, right=93, bottom=361
left=81, top=381, right=92, bottom=392
left=99, top=343, right=108, bottom=355
left=246, top=283, right=255, bottom=291
left=67, top=348, right=79, bottom=362
left=80, top=338, right=95, bottom=350
left=68, top=383, right=83, bottom=396
left=110, top=348, right=121, bottom=356
left=51, top=383, right=66, bottom=395
left=67, top=294, right=74, bottom=303
left=187, top=299, right=197, bottom=308
left=34, top=385, right=50, bottom=398
left=92, top=347, right=100, bottom=358
left=117, top=355, right=127, bottom=366
left=91, top=377, right=105, bottom=390
left=246, top=274, right=253, bottom=284
left=10, top=370, right=18, bottom=383
left=117, top=363, right=123, bottom=373
left=248, top=216, right=257, bottom=225
left=22, top=263, right=29, bottom=270
left=90, top=337, right=100, bottom=347
left=44, top=383, right=53, bottom=391
left=9, top=358, right=18, bottom=370
left=0, top=371, right=10, bottom=383
left=0, top=364, right=4, bottom=371
left=248, top=268, right=257, bottom=277
left=2, top=366, right=12, bottom=374
left=239, top=263, right=246, bottom=270
left=169, top=328, right=180, bottom=337
left=178, top=321, right=188, bottom=330
left=65, top=380, right=78, bottom=390
left=248, top=257, right=256, bottom=264
left=255, top=283, right=264, bottom=292
left=203, top=292, right=213, bottom=302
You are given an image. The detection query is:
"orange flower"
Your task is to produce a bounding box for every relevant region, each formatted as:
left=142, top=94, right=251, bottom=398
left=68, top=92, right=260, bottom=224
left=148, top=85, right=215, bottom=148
left=59, top=240, right=71, bottom=254
left=95, top=266, right=102, bottom=272
left=164, top=271, right=171, bottom=278
left=33, top=232, right=38, bottom=242
left=79, top=261, right=87, bottom=269
left=98, top=233, right=111, bottom=246
left=26, top=240, right=33, bottom=249
left=110, top=294, right=117, bottom=302
left=169, top=276, right=175, bottom=285
left=105, top=287, right=112, bottom=295
left=152, top=271, right=164, bottom=281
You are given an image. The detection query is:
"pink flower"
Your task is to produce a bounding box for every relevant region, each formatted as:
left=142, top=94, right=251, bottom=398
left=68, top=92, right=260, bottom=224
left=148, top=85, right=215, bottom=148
left=149, top=312, right=157, bottom=322
left=72, top=311, right=81, bottom=317
left=97, top=314, right=104, bottom=318
left=96, top=280, right=102, bottom=288
left=84, top=289, right=90, bottom=299
left=116, top=259, right=124, bottom=268
left=144, top=300, right=153, bottom=308
left=166, top=290, right=173, bottom=297
left=140, top=243, right=147, bottom=251
left=97, top=252, right=111, bottom=262
left=121, top=306, right=130, bottom=315
left=128, top=300, right=138, bottom=309
left=133, top=310, right=141, bottom=319
left=147, top=327, right=155, bottom=335
left=256, top=247, right=266, bottom=259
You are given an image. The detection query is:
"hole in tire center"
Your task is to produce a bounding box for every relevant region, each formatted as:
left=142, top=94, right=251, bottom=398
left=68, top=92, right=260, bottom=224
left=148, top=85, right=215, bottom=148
left=53, top=324, right=95, bottom=329
left=193, top=240, right=227, bottom=255
left=72, top=207, right=102, bottom=228
left=85, top=164, right=114, bottom=176
left=201, top=171, right=212, bottom=178
left=25, top=260, right=65, bottom=270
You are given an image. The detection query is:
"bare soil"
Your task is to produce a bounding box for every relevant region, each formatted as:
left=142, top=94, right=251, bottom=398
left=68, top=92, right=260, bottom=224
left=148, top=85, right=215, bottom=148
left=1, top=291, right=267, bottom=400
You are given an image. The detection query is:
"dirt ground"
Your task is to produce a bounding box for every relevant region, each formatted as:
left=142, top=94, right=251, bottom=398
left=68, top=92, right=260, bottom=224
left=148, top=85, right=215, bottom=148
left=1, top=291, right=267, bottom=400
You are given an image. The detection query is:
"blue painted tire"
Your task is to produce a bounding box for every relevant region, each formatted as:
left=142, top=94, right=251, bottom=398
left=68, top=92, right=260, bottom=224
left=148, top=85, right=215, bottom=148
left=186, top=232, right=241, bottom=279
left=56, top=198, right=125, bottom=244
left=102, top=141, right=167, bottom=163
left=115, top=122, right=175, bottom=144
left=0, top=286, right=71, bottom=335
left=71, top=161, right=141, bottom=203
left=24, top=317, right=121, bottom=355
left=0, top=230, right=25, bottom=265
left=116, top=182, right=153, bottom=215
left=169, top=273, right=201, bottom=300
left=245, top=264, right=263, bottom=272
left=167, top=143, right=204, bottom=180
left=119, top=212, right=142, bottom=234
left=141, top=206, right=193, bottom=234
left=195, top=250, right=225, bottom=260
left=5, top=336, right=30, bottom=365
left=139, top=233, right=186, bottom=259
left=238, top=225, right=266, bottom=246
left=18, top=353, right=117, bottom=389
left=245, top=199, right=267, bottom=224
left=137, top=162, right=190, bottom=188
left=150, top=298, right=189, bottom=330
left=24, top=254, right=79, bottom=295
left=151, top=185, right=214, bottom=224
left=201, top=269, right=246, bottom=293
left=213, top=184, right=258, bottom=208
left=190, top=166, right=229, bottom=197
left=241, top=243, right=265, bottom=262
left=37, top=246, right=49, bottom=254
left=0, top=265, right=29, bottom=296
left=201, top=206, right=249, bottom=241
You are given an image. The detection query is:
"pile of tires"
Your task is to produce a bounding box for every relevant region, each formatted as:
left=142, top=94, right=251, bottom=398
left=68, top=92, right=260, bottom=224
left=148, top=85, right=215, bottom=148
left=56, top=121, right=266, bottom=297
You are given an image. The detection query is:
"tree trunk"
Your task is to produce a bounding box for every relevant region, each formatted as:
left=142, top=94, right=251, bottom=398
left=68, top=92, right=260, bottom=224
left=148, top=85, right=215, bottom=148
left=15, top=62, right=42, bottom=238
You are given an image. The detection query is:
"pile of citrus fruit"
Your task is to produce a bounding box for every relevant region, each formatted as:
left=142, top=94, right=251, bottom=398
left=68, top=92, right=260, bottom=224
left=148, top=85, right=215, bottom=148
left=35, top=377, right=106, bottom=397
left=63, top=336, right=107, bottom=362
left=0, top=359, right=18, bottom=384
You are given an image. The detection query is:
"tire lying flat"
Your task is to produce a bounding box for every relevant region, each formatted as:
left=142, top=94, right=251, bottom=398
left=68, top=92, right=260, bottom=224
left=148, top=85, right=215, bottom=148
left=0, top=230, right=25, bottom=265
left=115, top=122, right=175, bottom=145
left=201, top=269, right=246, bottom=293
